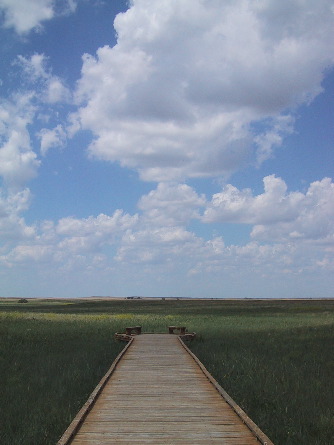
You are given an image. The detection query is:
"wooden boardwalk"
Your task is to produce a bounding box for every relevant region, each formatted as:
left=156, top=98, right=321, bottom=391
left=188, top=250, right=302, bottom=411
left=58, top=334, right=273, bottom=444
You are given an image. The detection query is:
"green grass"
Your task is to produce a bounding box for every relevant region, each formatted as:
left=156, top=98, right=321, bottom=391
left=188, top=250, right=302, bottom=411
left=0, top=311, right=125, bottom=444
left=191, top=321, right=334, bottom=444
left=0, top=298, right=333, bottom=444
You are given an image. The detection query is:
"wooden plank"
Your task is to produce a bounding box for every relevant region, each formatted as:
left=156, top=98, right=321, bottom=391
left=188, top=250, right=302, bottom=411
left=56, top=337, right=134, bottom=445
left=178, top=337, right=274, bottom=445
left=58, top=334, right=274, bottom=445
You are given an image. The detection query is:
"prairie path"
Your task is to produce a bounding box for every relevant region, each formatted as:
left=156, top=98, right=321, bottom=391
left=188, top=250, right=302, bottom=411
left=58, top=334, right=273, bottom=444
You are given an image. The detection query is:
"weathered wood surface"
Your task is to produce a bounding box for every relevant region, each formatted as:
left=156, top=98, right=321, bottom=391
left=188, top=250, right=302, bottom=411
left=65, top=334, right=273, bottom=444
left=168, top=325, right=187, bottom=334
left=125, top=326, right=142, bottom=335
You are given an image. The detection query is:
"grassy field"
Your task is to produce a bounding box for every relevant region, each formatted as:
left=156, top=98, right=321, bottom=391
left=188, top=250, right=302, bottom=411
left=0, top=298, right=333, bottom=444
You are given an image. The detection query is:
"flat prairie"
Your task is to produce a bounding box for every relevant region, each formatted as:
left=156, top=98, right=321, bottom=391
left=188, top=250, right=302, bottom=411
left=0, top=297, right=333, bottom=445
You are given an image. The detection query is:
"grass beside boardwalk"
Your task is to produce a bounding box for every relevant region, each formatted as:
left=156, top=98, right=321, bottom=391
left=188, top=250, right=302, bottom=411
left=190, top=310, right=334, bottom=445
left=0, top=309, right=125, bottom=445
left=0, top=298, right=333, bottom=445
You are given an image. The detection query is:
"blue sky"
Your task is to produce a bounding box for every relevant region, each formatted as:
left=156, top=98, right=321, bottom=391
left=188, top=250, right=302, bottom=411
left=0, top=0, right=333, bottom=299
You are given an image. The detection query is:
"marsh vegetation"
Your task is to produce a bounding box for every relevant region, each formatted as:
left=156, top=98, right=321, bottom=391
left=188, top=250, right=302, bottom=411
left=0, top=298, right=333, bottom=444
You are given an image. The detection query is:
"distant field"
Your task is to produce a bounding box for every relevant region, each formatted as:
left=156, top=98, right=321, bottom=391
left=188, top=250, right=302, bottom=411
left=0, top=298, right=333, bottom=445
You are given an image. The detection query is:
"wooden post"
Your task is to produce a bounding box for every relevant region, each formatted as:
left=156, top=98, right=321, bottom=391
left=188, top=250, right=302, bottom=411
left=125, top=326, right=142, bottom=335
left=168, top=326, right=187, bottom=334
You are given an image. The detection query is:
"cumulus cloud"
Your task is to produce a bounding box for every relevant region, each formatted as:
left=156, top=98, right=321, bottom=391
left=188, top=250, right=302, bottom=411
left=38, top=124, right=67, bottom=155
left=251, top=178, right=334, bottom=243
left=138, top=182, right=205, bottom=226
left=17, top=54, right=71, bottom=103
left=5, top=244, right=51, bottom=263
left=0, top=188, right=35, bottom=240
left=72, top=0, right=334, bottom=181
left=1, top=210, right=138, bottom=266
left=0, top=0, right=77, bottom=34
left=115, top=226, right=201, bottom=264
left=56, top=210, right=138, bottom=235
left=0, top=93, right=40, bottom=188
left=56, top=210, right=139, bottom=254
left=254, top=115, right=295, bottom=164
left=0, top=0, right=53, bottom=34
left=203, top=175, right=334, bottom=244
left=1, top=174, right=333, bottom=291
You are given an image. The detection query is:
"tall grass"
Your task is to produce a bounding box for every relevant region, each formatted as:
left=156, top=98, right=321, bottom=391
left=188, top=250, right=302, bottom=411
left=0, top=298, right=333, bottom=444
left=191, top=322, right=333, bottom=444
left=0, top=312, right=124, bottom=444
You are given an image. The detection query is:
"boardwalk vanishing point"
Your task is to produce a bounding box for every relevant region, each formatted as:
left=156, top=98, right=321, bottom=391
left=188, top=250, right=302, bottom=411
left=57, top=330, right=274, bottom=444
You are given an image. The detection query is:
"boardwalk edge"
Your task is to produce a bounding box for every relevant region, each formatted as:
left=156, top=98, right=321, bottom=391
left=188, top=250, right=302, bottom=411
left=56, top=337, right=134, bottom=445
left=178, top=336, right=275, bottom=445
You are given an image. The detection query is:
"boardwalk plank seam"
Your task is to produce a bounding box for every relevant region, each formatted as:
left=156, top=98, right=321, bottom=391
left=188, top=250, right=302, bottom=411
left=178, top=337, right=274, bottom=445
left=57, top=334, right=274, bottom=445
left=57, top=337, right=134, bottom=445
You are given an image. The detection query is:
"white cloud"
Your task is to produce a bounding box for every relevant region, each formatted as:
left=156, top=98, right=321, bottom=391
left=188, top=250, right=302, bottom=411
left=138, top=182, right=205, bottom=226
left=5, top=244, right=51, bottom=262
left=18, top=54, right=71, bottom=103
left=0, top=0, right=78, bottom=34
left=56, top=210, right=139, bottom=254
left=0, top=188, right=35, bottom=241
left=115, top=226, right=202, bottom=265
left=0, top=94, right=40, bottom=188
left=56, top=210, right=137, bottom=236
left=1, top=175, right=333, bottom=295
left=203, top=175, right=334, bottom=244
left=72, top=0, right=334, bottom=181
left=203, top=175, right=303, bottom=224
left=254, top=115, right=295, bottom=164
left=46, top=77, right=71, bottom=103
left=251, top=178, right=334, bottom=243
left=1, top=210, right=138, bottom=267
left=17, top=53, right=48, bottom=79
left=1, top=0, right=333, bottom=298
left=0, top=0, right=53, bottom=34
left=38, top=124, right=66, bottom=155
